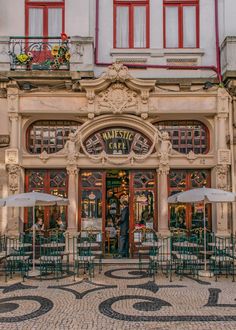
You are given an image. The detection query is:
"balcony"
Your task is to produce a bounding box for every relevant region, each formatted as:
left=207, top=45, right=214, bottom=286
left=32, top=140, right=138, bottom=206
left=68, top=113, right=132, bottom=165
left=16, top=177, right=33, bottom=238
left=221, top=36, right=236, bottom=80
left=9, top=36, right=70, bottom=71
left=0, top=36, right=94, bottom=74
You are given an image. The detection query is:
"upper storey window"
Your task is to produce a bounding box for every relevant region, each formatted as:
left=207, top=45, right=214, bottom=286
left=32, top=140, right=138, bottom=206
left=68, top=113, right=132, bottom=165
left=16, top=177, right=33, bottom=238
left=114, top=0, right=150, bottom=48
left=164, top=0, right=199, bottom=48
left=25, top=0, right=65, bottom=37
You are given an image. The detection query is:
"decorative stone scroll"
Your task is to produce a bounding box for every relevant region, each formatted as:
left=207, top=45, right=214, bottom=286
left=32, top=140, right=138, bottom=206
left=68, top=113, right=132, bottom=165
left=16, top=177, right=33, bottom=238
left=5, top=148, right=19, bottom=165
left=7, top=164, right=20, bottom=193
left=216, top=164, right=229, bottom=190
left=80, top=63, right=156, bottom=119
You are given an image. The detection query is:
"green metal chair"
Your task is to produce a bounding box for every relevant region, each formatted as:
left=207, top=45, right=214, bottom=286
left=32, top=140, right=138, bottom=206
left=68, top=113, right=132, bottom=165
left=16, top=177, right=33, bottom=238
left=210, top=236, right=233, bottom=281
left=174, top=236, right=200, bottom=280
left=73, top=235, right=95, bottom=280
left=148, top=236, right=172, bottom=282
left=83, top=227, right=103, bottom=273
left=4, top=237, right=30, bottom=282
left=39, top=237, right=64, bottom=281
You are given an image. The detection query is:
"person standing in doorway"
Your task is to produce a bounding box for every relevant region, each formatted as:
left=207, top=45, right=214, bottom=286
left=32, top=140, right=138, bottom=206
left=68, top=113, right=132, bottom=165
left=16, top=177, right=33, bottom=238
left=118, top=200, right=129, bottom=258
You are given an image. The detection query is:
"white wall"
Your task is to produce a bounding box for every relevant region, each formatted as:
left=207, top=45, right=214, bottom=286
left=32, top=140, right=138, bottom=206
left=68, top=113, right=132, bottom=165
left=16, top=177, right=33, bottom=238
left=65, top=0, right=91, bottom=37
left=0, top=0, right=25, bottom=36
left=219, top=0, right=236, bottom=43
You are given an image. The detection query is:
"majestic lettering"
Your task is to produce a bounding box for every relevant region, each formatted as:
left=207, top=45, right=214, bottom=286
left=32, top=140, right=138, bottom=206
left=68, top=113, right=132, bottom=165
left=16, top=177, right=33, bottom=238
left=85, top=127, right=152, bottom=156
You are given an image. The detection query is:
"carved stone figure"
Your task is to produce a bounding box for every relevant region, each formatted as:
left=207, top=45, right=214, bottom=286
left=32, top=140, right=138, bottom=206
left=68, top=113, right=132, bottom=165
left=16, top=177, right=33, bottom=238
left=63, top=131, right=81, bottom=163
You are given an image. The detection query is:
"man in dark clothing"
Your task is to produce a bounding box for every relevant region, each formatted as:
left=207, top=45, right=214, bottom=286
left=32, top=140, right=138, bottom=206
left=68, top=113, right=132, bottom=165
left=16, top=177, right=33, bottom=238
left=118, top=200, right=129, bottom=258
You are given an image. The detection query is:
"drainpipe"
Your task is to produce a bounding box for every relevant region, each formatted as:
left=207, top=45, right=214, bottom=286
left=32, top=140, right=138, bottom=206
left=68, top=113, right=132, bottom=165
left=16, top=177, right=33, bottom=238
left=229, top=98, right=236, bottom=234
left=95, top=0, right=221, bottom=82
left=214, top=0, right=222, bottom=82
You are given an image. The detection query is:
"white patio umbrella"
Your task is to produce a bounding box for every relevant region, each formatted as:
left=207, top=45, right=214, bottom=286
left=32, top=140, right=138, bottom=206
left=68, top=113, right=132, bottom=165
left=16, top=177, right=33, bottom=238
left=0, top=192, right=69, bottom=276
left=168, top=187, right=235, bottom=276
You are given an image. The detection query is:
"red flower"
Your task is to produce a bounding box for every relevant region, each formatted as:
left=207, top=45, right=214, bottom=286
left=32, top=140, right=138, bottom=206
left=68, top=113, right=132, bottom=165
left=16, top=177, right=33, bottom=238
left=61, top=33, right=68, bottom=41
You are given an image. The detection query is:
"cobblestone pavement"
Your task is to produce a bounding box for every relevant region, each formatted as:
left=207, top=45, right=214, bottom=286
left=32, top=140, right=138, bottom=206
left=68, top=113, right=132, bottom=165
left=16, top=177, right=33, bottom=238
left=0, top=266, right=236, bottom=330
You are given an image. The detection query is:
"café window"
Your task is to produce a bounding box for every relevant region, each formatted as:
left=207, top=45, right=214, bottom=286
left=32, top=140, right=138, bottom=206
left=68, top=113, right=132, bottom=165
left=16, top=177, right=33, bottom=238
left=27, top=120, right=80, bottom=154
left=84, top=127, right=152, bottom=156
left=155, top=120, right=209, bottom=154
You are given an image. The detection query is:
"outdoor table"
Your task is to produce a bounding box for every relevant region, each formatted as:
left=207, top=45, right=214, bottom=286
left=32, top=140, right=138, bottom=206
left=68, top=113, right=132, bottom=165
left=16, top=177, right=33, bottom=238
left=173, top=242, right=201, bottom=248
left=77, top=242, right=100, bottom=248
left=41, top=243, right=65, bottom=248
left=208, top=242, right=233, bottom=248
left=141, top=241, right=162, bottom=248
left=7, top=243, right=32, bottom=249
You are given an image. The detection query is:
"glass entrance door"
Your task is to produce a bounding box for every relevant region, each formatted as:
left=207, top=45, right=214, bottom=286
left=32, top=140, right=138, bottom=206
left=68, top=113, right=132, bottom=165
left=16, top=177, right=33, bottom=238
left=79, top=169, right=157, bottom=257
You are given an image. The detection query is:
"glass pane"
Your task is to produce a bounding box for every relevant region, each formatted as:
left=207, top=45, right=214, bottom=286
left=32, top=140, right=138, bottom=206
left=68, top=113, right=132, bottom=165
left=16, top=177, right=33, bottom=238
left=116, top=6, right=129, bottom=47
left=134, top=190, right=154, bottom=229
left=48, top=8, right=62, bottom=36
left=81, top=190, right=102, bottom=230
left=155, top=121, right=208, bottom=154
left=27, top=120, right=80, bottom=154
left=165, top=6, right=178, bottom=48
left=169, top=205, right=186, bottom=229
left=183, top=6, right=196, bottom=47
left=134, top=6, right=146, bottom=48
left=29, top=8, right=43, bottom=36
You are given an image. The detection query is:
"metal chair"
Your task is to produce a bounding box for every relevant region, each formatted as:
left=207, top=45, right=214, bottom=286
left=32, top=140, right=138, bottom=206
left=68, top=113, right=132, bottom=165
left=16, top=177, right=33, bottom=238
left=210, top=236, right=233, bottom=281
left=173, top=235, right=200, bottom=280
left=4, top=237, right=30, bottom=282
left=39, top=236, right=64, bottom=281
left=149, top=236, right=173, bottom=281
left=73, top=235, right=95, bottom=280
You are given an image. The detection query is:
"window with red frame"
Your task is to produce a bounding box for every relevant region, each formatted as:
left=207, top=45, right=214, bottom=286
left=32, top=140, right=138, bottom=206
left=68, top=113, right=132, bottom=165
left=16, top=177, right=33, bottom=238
left=114, top=0, right=149, bottom=48
left=25, top=0, right=64, bottom=37
left=164, top=0, right=199, bottom=48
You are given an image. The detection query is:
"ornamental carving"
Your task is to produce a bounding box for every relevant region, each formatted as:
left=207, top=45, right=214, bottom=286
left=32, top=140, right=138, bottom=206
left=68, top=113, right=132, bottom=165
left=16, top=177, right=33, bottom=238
left=7, top=164, right=20, bottom=193
left=217, top=149, right=231, bottom=165
left=5, top=148, right=19, bottom=165
left=98, top=83, right=138, bottom=114
left=104, top=63, right=130, bottom=82
left=80, top=63, right=156, bottom=119
left=216, top=164, right=229, bottom=190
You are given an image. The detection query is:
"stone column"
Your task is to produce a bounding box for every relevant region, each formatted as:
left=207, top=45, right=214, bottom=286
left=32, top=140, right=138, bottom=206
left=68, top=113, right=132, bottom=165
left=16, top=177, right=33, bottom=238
left=66, top=164, right=79, bottom=233
left=157, top=167, right=170, bottom=236
left=6, top=164, right=21, bottom=236
left=9, top=113, right=19, bottom=149
left=217, top=113, right=228, bottom=149
left=215, top=165, right=230, bottom=236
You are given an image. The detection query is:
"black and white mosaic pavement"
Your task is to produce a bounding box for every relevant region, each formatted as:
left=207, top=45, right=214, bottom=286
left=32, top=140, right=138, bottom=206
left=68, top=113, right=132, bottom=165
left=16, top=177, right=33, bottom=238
left=0, top=266, right=236, bottom=330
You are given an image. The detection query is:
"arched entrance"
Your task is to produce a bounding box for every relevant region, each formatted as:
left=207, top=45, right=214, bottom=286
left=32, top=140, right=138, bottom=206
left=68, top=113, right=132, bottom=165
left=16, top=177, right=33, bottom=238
left=77, top=117, right=159, bottom=256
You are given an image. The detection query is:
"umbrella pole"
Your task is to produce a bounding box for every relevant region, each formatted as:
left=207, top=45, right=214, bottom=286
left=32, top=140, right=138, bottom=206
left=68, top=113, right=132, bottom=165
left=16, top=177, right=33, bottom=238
left=203, top=200, right=207, bottom=271
left=32, top=206, right=35, bottom=273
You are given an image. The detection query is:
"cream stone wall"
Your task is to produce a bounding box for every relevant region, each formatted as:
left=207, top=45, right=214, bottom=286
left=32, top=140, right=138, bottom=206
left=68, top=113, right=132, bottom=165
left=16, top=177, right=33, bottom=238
left=0, top=64, right=231, bottom=236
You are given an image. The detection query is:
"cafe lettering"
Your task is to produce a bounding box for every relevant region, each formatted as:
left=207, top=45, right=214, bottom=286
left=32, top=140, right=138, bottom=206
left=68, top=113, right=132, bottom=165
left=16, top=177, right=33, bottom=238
left=85, top=128, right=151, bottom=155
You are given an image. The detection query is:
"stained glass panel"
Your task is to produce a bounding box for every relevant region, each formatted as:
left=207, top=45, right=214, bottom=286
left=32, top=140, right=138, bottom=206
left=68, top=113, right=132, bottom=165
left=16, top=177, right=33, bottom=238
left=27, top=120, right=80, bottom=154
left=155, top=120, right=209, bottom=154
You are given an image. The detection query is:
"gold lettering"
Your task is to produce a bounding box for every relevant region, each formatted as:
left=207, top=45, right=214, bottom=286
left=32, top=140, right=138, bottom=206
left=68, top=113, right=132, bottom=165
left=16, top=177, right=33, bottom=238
left=108, top=142, right=113, bottom=149
left=102, top=132, right=109, bottom=141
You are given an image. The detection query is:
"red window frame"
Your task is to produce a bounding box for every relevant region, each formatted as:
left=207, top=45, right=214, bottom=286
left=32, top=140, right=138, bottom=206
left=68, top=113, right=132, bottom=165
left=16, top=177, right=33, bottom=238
left=114, top=0, right=150, bottom=48
left=163, top=0, right=199, bottom=48
left=25, top=0, right=65, bottom=37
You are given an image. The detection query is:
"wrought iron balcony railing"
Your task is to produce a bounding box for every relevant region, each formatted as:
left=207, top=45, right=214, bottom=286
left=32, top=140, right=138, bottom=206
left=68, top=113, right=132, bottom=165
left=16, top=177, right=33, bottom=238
left=9, top=36, right=70, bottom=71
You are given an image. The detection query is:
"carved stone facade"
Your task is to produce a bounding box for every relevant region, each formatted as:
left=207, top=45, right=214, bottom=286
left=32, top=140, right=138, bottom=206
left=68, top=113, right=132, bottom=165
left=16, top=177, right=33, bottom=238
left=0, top=63, right=234, bottom=237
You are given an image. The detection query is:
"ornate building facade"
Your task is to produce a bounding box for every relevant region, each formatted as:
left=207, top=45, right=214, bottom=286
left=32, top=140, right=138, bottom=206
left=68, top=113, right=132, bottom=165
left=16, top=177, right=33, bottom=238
left=0, top=0, right=235, bottom=253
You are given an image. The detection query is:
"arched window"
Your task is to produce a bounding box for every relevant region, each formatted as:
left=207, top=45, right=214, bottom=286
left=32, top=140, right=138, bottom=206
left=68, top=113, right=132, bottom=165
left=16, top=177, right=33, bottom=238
left=27, top=120, right=80, bottom=154
left=155, top=120, right=209, bottom=154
